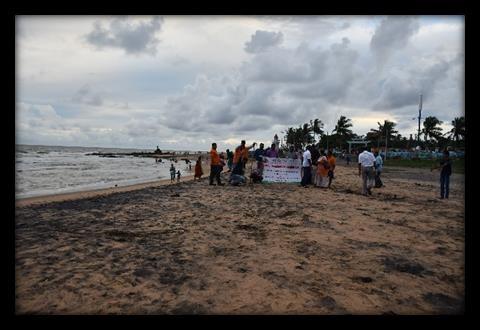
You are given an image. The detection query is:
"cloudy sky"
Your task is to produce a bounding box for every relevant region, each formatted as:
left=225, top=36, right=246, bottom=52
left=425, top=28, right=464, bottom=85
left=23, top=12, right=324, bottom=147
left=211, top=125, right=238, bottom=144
left=16, top=15, right=464, bottom=151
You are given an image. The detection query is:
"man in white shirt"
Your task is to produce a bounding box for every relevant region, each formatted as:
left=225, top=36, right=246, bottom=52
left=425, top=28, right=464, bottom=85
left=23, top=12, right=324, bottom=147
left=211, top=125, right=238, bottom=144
left=301, top=145, right=312, bottom=187
left=358, top=147, right=376, bottom=196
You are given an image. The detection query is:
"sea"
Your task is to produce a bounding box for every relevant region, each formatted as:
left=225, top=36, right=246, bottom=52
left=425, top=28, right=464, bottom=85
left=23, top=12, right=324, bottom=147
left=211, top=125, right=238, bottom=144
left=15, top=144, right=198, bottom=199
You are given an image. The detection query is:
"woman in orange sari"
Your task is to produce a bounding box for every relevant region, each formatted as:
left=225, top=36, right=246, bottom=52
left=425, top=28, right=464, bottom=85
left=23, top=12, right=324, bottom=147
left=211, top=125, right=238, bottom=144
left=316, top=150, right=329, bottom=188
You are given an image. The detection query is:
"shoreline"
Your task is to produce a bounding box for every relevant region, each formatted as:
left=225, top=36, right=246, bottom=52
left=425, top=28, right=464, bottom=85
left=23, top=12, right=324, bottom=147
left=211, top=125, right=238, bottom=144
left=16, top=164, right=463, bottom=207
left=15, top=173, right=200, bottom=207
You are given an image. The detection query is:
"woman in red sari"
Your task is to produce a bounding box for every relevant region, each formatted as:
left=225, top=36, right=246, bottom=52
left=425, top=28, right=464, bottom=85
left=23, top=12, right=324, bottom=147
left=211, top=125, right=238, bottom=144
left=194, top=156, right=203, bottom=180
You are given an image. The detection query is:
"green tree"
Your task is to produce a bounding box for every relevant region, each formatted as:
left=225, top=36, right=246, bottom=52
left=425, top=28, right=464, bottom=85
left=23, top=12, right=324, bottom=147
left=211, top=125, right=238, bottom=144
left=332, top=115, right=354, bottom=149
left=366, top=120, right=398, bottom=148
left=422, top=116, right=443, bottom=147
left=446, top=116, right=465, bottom=147
left=310, top=118, right=324, bottom=144
left=333, top=115, right=353, bottom=137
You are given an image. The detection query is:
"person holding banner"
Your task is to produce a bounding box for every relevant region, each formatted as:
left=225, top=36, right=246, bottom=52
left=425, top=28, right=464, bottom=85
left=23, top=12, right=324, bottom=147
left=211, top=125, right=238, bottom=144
left=254, top=143, right=266, bottom=176
left=265, top=144, right=279, bottom=158
left=286, top=146, right=297, bottom=159
left=301, top=145, right=312, bottom=187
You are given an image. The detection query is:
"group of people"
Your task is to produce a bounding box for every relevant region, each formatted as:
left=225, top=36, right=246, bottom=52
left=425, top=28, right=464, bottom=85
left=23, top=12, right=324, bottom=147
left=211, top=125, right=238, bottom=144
left=299, top=145, right=337, bottom=189
left=207, top=140, right=257, bottom=186
left=167, top=140, right=454, bottom=200
left=169, top=163, right=182, bottom=183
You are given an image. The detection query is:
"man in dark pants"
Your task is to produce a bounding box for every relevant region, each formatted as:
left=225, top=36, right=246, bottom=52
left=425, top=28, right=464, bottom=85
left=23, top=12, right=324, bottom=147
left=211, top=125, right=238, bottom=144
left=301, top=145, right=312, bottom=187
left=209, top=143, right=224, bottom=186
left=432, top=150, right=452, bottom=199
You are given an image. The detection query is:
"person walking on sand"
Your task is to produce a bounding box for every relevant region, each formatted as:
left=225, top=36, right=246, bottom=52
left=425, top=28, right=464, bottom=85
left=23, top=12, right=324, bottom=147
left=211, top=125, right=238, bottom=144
left=374, top=150, right=384, bottom=188
left=170, top=163, right=176, bottom=182
left=194, top=156, right=203, bottom=180
left=327, top=150, right=336, bottom=189
left=431, top=149, right=452, bottom=199
left=209, top=143, right=224, bottom=186
left=358, top=147, right=376, bottom=196
left=301, top=145, right=312, bottom=187
left=176, top=170, right=181, bottom=182
left=316, top=150, right=329, bottom=188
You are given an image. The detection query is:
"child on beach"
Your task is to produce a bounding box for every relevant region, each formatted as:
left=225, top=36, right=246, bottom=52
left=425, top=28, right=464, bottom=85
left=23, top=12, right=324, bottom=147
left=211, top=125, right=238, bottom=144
left=176, top=170, right=181, bottom=182
left=170, top=164, right=176, bottom=182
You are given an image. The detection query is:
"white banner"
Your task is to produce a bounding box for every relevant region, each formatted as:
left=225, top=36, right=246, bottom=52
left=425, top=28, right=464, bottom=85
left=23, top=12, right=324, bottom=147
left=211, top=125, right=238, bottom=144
left=262, top=157, right=302, bottom=183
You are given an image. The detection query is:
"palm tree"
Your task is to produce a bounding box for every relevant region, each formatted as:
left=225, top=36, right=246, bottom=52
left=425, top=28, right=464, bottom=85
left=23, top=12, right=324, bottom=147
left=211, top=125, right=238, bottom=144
left=302, top=123, right=314, bottom=145
left=366, top=128, right=382, bottom=148
left=333, top=115, right=353, bottom=137
left=422, top=116, right=443, bottom=147
left=366, top=120, right=397, bottom=148
left=446, top=116, right=465, bottom=146
left=311, top=118, right=324, bottom=144
left=333, top=115, right=353, bottom=149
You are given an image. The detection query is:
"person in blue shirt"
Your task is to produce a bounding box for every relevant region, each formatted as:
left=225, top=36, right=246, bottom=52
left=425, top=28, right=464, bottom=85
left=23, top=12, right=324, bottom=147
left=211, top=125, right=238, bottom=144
left=374, top=150, right=384, bottom=188
left=432, top=150, right=453, bottom=199
left=253, top=143, right=266, bottom=176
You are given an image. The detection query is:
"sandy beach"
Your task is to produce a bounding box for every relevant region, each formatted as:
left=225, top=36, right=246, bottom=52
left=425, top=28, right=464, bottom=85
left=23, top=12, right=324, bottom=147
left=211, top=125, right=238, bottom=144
left=15, top=161, right=465, bottom=314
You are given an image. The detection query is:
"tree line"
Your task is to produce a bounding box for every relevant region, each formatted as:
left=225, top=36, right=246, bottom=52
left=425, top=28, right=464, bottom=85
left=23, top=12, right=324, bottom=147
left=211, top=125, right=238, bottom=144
left=282, top=115, right=465, bottom=151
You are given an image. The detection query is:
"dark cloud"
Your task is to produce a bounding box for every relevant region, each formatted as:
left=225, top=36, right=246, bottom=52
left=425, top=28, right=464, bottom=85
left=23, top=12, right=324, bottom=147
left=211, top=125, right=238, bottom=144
left=373, top=59, right=451, bottom=111
left=370, top=16, right=420, bottom=68
left=85, top=16, right=163, bottom=55
left=244, top=30, right=283, bottom=54
left=72, top=84, right=104, bottom=106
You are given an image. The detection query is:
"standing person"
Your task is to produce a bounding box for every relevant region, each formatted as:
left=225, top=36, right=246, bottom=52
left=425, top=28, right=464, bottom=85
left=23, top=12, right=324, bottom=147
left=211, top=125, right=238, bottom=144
left=374, top=150, right=384, bottom=188
left=176, top=170, right=181, bottom=182
left=431, top=150, right=452, bottom=199
left=194, top=156, right=203, bottom=180
left=287, top=145, right=297, bottom=159
left=265, top=143, right=279, bottom=158
left=170, top=163, right=176, bottom=182
left=254, top=143, right=266, bottom=175
left=358, top=147, right=376, bottom=196
left=209, top=143, right=224, bottom=186
left=311, top=146, right=320, bottom=186
left=232, top=140, right=256, bottom=175
left=346, top=154, right=351, bottom=166
left=301, top=145, right=312, bottom=187
left=316, top=150, right=329, bottom=188
left=226, top=149, right=234, bottom=172
left=327, top=150, right=336, bottom=188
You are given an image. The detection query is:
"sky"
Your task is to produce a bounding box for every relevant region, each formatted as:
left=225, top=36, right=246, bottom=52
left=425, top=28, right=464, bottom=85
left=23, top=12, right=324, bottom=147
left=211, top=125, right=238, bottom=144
left=16, top=15, right=464, bottom=151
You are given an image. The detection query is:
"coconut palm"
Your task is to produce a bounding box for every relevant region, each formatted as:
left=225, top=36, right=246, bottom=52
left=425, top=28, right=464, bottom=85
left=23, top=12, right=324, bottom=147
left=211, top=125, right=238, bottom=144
left=446, top=116, right=465, bottom=145
left=310, top=118, right=324, bottom=144
left=333, top=115, right=353, bottom=137
left=422, top=116, right=443, bottom=144
left=367, top=120, right=397, bottom=147
left=332, top=115, right=354, bottom=148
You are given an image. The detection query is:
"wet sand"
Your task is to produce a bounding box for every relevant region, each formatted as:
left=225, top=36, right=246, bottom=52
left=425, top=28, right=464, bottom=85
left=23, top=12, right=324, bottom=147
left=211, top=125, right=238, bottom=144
left=15, top=163, right=465, bottom=314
